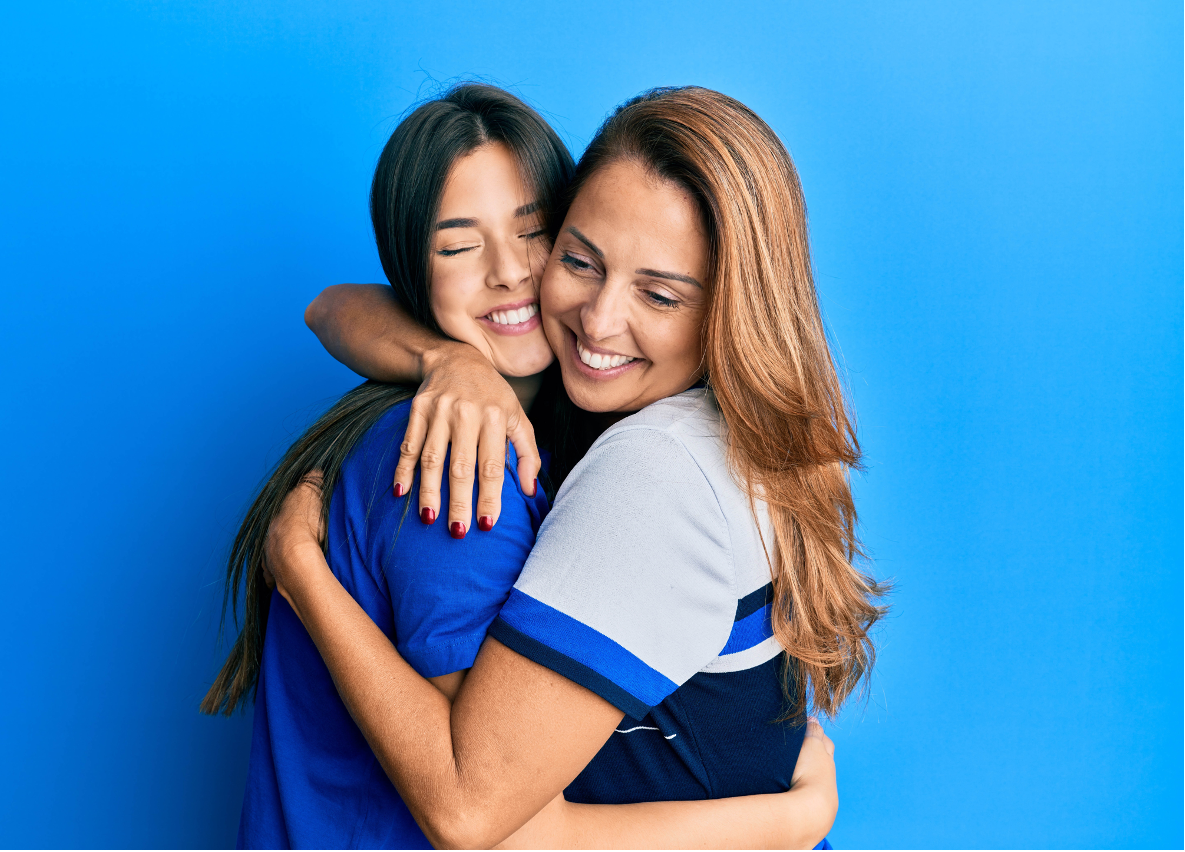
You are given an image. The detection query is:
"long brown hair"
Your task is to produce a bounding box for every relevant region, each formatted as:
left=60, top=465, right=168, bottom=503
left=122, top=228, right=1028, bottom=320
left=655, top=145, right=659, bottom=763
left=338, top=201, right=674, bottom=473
left=571, top=87, right=889, bottom=719
left=201, top=83, right=575, bottom=716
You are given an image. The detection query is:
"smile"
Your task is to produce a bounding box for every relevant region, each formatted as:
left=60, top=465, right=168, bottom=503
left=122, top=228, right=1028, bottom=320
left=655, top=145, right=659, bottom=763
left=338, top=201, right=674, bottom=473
left=485, top=303, right=538, bottom=326
left=575, top=338, right=637, bottom=370
left=477, top=301, right=541, bottom=336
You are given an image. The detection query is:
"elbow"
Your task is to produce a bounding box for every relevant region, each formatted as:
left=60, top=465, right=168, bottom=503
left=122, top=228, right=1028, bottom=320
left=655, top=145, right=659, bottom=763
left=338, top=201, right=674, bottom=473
left=419, top=805, right=509, bottom=851
left=304, top=286, right=334, bottom=335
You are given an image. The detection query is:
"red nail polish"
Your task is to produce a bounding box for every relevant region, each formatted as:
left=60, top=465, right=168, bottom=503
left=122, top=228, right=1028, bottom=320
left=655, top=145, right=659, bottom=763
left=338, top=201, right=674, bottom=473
left=477, top=515, right=494, bottom=532
left=529, top=478, right=539, bottom=498
left=450, top=521, right=467, bottom=540
left=393, top=483, right=405, bottom=498
left=420, top=507, right=436, bottom=525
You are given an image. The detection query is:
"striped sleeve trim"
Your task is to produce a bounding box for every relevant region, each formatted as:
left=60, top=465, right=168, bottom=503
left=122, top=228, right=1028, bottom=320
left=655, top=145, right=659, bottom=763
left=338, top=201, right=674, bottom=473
left=488, top=589, right=677, bottom=721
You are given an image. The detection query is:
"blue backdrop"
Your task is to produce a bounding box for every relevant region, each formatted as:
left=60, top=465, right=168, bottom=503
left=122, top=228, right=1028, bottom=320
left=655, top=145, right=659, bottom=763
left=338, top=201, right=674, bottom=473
left=1, top=1, right=1180, bottom=848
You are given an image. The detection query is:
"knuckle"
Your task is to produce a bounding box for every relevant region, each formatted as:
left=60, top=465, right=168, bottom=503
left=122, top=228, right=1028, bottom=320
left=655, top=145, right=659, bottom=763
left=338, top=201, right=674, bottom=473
left=449, top=499, right=470, bottom=514
left=399, top=440, right=418, bottom=456
left=450, top=458, right=473, bottom=479
left=420, top=448, right=444, bottom=468
left=480, top=460, right=504, bottom=480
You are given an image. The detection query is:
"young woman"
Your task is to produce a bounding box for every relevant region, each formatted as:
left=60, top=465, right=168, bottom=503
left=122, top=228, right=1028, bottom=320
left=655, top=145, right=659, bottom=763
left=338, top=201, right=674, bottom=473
left=265, top=86, right=885, bottom=848
left=204, top=84, right=838, bottom=849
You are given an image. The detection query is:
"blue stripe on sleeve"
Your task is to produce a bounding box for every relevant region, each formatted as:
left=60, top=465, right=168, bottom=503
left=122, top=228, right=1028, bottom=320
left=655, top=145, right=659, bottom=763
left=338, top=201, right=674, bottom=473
left=721, top=602, right=774, bottom=655
left=488, top=618, right=651, bottom=721
left=490, top=589, right=677, bottom=717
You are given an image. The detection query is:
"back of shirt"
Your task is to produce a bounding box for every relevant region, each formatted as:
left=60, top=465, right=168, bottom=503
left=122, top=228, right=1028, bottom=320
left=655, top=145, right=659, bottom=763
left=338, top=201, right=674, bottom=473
left=238, top=400, right=548, bottom=849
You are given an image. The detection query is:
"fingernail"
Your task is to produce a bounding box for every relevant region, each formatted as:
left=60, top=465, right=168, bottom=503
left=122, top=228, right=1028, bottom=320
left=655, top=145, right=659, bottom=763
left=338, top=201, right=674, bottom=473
left=449, top=522, right=467, bottom=540
left=420, top=507, right=436, bottom=525
left=477, top=515, right=494, bottom=532
left=393, top=483, right=405, bottom=498
left=529, top=478, right=539, bottom=498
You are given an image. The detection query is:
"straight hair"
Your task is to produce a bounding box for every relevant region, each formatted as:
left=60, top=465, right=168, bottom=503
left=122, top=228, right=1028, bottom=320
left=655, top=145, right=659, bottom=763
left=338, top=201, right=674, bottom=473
left=568, top=87, right=889, bottom=720
left=202, top=84, right=574, bottom=715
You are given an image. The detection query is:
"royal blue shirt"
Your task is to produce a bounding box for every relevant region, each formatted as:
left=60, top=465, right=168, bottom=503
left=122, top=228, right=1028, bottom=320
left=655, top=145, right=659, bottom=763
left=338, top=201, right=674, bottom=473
left=238, top=400, right=548, bottom=849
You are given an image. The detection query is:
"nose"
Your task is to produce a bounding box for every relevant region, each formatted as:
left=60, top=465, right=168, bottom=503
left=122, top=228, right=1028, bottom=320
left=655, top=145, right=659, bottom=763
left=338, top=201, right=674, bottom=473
left=579, top=279, right=630, bottom=343
left=485, top=233, right=533, bottom=291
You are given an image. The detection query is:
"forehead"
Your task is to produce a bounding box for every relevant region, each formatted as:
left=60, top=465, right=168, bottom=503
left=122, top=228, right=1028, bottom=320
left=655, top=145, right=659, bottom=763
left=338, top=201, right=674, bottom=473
left=568, top=159, right=707, bottom=273
left=438, top=143, right=530, bottom=213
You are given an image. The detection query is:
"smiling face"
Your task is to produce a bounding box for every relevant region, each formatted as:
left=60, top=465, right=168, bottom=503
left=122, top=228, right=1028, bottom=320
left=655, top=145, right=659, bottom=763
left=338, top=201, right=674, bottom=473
left=540, top=158, right=710, bottom=413
left=429, top=143, right=554, bottom=378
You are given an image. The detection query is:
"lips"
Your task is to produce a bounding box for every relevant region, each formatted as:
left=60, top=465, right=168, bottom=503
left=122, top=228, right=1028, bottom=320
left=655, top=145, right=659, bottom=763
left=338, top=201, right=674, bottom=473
left=477, top=301, right=542, bottom=336
left=485, top=303, right=538, bottom=326
left=575, top=338, right=636, bottom=370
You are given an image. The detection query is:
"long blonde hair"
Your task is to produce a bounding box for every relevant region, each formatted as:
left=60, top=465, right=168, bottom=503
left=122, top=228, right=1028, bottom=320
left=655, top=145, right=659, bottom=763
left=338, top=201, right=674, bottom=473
left=571, top=87, right=889, bottom=718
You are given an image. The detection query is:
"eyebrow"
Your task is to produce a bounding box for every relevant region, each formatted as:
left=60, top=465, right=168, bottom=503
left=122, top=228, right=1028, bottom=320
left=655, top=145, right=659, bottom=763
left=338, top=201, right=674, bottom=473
left=435, top=217, right=478, bottom=231
left=636, top=268, right=703, bottom=289
left=515, top=200, right=542, bottom=217
left=566, top=226, right=603, bottom=258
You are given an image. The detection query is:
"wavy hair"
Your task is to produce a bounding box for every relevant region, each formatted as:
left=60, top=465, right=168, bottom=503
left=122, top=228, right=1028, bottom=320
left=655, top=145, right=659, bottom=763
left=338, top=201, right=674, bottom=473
left=571, top=87, right=889, bottom=718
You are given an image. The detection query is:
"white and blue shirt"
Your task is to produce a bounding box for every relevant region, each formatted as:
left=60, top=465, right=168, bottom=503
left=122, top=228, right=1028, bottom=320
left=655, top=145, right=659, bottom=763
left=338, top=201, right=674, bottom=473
left=490, top=388, right=808, bottom=802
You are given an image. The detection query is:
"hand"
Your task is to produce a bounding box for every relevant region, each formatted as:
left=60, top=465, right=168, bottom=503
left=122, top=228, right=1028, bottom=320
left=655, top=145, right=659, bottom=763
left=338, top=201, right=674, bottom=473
left=394, top=341, right=541, bottom=537
left=790, top=718, right=838, bottom=845
left=263, top=472, right=327, bottom=605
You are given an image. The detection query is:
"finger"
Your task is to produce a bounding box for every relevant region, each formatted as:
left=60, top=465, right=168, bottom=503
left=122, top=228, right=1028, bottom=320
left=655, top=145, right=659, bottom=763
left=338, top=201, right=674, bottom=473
left=507, top=413, right=541, bottom=498
left=474, top=412, right=509, bottom=531
left=446, top=405, right=480, bottom=539
left=394, top=401, right=430, bottom=499
left=417, top=414, right=451, bottom=526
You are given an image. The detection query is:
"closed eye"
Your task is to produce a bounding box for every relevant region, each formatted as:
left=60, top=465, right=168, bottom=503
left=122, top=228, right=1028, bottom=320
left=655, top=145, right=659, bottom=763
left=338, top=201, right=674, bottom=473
left=560, top=252, right=595, bottom=273
left=437, top=246, right=476, bottom=257
left=521, top=229, right=547, bottom=240
left=644, top=290, right=680, bottom=308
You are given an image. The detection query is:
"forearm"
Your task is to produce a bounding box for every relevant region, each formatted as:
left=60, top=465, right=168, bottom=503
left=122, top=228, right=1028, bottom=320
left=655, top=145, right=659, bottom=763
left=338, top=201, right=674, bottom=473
left=305, top=283, right=448, bottom=382
left=501, top=789, right=832, bottom=850
left=275, top=544, right=497, bottom=847
left=276, top=542, right=615, bottom=849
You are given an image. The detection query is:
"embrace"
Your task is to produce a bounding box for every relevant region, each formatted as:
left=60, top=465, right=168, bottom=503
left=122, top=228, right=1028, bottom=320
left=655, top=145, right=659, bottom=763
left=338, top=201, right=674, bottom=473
left=203, top=83, right=888, bottom=849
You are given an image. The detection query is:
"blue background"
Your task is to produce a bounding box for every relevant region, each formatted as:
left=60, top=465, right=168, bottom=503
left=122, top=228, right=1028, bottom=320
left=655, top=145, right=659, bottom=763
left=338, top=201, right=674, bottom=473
left=1, top=1, right=1180, bottom=848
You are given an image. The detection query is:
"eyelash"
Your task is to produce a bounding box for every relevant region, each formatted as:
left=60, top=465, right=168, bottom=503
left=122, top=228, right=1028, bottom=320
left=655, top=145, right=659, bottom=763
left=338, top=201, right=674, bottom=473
left=438, top=229, right=547, bottom=258
left=561, top=253, right=681, bottom=309
left=645, top=291, right=680, bottom=309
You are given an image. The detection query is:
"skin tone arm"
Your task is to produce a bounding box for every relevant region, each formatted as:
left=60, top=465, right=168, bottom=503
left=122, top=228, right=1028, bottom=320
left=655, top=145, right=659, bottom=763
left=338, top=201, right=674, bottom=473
left=305, top=284, right=538, bottom=529
left=264, top=478, right=839, bottom=850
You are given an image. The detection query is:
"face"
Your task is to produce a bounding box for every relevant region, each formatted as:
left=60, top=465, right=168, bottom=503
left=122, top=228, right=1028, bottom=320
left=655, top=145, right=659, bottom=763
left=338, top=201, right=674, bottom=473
left=540, top=158, right=709, bottom=413
left=429, top=143, right=554, bottom=377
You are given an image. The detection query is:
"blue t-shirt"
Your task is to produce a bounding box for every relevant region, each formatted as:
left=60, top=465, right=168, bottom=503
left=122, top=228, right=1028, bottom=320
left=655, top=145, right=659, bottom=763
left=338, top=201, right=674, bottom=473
left=238, top=400, right=549, bottom=850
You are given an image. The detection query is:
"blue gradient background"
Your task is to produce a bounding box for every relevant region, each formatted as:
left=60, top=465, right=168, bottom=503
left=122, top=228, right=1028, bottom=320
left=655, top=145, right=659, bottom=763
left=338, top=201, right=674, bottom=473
left=1, top=1, right=1180, bottom=848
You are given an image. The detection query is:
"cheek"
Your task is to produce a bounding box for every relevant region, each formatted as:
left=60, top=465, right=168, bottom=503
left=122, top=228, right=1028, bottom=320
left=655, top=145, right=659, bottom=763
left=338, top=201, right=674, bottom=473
left=429, top=267, right=477, bottom=338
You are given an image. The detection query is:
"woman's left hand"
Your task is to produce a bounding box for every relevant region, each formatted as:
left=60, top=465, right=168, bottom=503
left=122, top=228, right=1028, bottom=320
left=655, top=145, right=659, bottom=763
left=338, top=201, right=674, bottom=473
left=263, top=473, right=328, bottom=608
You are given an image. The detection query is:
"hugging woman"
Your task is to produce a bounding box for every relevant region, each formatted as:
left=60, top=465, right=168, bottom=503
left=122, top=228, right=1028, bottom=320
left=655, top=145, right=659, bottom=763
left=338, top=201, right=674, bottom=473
left=206, top=83, right=884, bottom=849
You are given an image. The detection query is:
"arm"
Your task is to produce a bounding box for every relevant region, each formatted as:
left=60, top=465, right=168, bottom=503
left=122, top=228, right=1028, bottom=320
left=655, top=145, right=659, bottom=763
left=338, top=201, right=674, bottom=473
left=267, top=481, right=837, bottom=850
left=498, top=723, right=837, bottom=849
left=305, top=283, right=541, bottom=530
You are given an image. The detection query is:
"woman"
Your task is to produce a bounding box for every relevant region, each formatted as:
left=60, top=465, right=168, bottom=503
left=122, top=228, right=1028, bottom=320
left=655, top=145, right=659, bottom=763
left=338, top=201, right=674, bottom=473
left=205, top=84, right=838, bottom=848
left=267, top=86, right=884, bottom=848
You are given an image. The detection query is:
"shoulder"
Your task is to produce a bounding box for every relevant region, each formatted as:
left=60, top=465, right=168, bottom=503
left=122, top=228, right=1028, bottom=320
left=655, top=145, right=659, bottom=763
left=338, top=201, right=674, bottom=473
left=559, top=388, right=730, bottom=511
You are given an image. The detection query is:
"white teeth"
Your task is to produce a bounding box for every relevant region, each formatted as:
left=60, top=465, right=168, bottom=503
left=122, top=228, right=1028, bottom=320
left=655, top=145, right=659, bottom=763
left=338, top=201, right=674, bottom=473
left=576, top=340, right=636, bottom=371
left=486, top=304, right=538, bottom=326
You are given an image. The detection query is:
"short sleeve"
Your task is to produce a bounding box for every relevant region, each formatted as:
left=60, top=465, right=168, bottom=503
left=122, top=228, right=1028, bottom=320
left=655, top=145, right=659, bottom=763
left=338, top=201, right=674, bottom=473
left=333, top=404, right=544, bottom=679
left=488, top=426, right=736, bottom=720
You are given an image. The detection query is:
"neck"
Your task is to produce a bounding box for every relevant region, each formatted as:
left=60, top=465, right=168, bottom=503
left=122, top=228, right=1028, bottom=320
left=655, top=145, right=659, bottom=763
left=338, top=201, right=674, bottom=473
left=504, top=372, right=544, bottom=411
